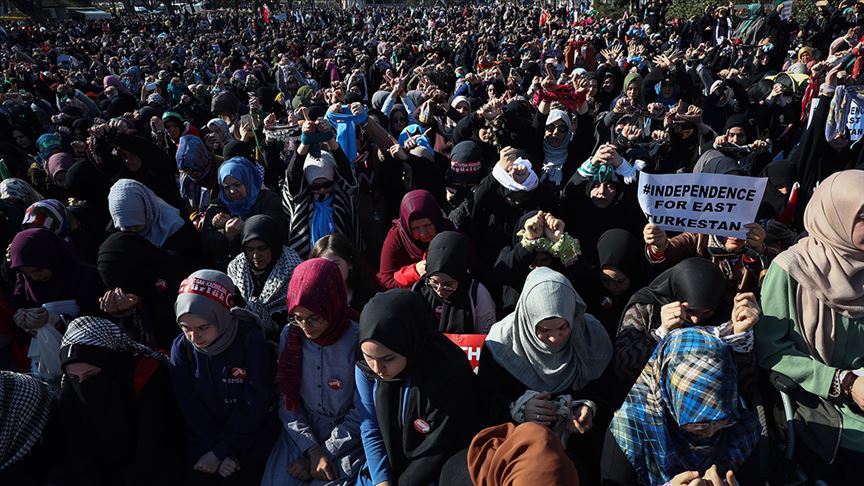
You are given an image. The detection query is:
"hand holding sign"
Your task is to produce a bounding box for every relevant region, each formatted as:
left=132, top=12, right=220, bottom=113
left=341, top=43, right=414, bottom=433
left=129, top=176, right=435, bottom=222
left=637, top=172, right=767, bottom=239
left=643, top=223, right=669, bottom=253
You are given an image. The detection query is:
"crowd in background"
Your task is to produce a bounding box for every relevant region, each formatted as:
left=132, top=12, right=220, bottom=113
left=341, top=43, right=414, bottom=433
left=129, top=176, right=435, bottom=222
left=1, top=1, right=864, bottom=485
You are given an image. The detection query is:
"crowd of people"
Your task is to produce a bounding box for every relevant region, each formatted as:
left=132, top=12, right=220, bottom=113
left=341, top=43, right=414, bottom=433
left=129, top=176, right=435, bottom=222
left=1, top=1, right=864, bottom=484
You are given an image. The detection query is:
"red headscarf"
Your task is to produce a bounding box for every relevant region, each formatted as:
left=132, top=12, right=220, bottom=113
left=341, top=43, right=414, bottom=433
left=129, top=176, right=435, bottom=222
left=393, top=189, right=451, bottom=261
left=276, top=258, right=351, bottom=411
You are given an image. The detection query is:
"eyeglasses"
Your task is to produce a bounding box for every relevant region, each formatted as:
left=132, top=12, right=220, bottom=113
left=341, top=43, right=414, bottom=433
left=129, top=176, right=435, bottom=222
left=290, top=314, right=324, bottom=327
left=426, top=280, right=457, bottom=293
left=309, top=180, right=335, bottom=191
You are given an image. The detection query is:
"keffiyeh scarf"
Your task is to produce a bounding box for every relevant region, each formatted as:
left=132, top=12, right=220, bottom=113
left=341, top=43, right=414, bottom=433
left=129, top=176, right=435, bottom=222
left=227, top=246, right=303, bottom=333
left=0, top=371, right=56, bottom=470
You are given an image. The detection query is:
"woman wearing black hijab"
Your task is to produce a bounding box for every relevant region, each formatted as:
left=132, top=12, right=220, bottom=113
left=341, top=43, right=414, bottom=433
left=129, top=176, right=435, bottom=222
left=227, top=215, right=304, bottom=340
left=580, top=229, right=652, bottom=337
left=413, top=231, right=496, bottom=334
left=613, top=258, right=761, bottom=393
left=355, top=289, right=479, bottom=486
left=58, top=316, right=184, bottom=486
left=97, top=231, right=184, bottom=349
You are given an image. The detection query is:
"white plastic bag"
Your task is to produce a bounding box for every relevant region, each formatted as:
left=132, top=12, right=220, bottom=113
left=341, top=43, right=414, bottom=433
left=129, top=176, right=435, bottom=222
left=27, top=325, right=64, bottom=382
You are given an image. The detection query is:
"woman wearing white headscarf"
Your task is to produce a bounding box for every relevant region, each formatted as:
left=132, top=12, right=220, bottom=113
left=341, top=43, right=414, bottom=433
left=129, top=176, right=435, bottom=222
left=757, top=170, right=864, bottom=481
left=107, top=178, right=201, bottom=270
left=540, top=109, right=574, bottom=186
left=478, top=266, right=612, bottom=482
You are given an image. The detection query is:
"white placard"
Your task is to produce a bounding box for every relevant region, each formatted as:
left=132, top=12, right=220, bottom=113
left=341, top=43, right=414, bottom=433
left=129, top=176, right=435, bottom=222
left=637, top=172, right=767, bottom=239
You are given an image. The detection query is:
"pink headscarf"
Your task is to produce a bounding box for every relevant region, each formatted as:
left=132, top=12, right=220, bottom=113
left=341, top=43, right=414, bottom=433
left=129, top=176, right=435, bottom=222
left=773, top=170, right=864, bottom=362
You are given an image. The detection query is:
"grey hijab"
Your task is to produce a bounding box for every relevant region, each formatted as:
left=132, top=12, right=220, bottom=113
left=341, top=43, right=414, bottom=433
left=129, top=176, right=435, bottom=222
left=174, top=269, right=258, bottom=356
left=486, top=267, right=612, bottom=393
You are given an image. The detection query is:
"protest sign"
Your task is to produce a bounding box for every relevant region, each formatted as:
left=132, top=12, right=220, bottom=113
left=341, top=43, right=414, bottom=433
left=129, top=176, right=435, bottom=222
left=637, top=172, right=767, bottom=239
left=847, top=96, right=864, bottom=142
left=444, top=334, right=487, bottom=373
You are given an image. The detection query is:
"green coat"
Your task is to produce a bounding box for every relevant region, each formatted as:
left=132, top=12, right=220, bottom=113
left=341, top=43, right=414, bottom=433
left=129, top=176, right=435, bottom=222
left=756, top=264, right=864, bottom=453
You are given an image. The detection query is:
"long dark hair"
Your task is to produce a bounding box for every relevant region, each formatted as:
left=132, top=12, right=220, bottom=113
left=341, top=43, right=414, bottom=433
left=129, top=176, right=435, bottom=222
left=310, top=233, right=377, bottom=309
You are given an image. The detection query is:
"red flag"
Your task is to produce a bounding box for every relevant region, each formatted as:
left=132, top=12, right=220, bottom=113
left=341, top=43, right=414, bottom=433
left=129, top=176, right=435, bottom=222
left=539, top=10, right=549, bottom=27
left=262, top=4, right=271, bottom=24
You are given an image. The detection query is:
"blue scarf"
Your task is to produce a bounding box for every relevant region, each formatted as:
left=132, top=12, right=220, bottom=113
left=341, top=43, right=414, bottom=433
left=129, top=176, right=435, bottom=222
left=310, top=194, right=335, bottom=247
left=325, top=105, right=368, bottom=163
left=610, top=328, right=759, bottom=486
left=398, top=124, right=433, bottom=152
left=217, top=157, right=263, bottom=218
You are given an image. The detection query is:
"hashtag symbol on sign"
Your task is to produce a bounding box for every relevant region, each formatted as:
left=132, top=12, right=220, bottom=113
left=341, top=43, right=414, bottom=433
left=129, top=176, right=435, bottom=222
left=642, top=184, right=650, bottom=195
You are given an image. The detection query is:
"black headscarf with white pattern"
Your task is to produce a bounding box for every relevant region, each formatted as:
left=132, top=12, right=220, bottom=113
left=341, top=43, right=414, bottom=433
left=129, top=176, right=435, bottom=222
left=60, top=316, right=169, bottom=367
left=0, top=371, right=56, bottom=470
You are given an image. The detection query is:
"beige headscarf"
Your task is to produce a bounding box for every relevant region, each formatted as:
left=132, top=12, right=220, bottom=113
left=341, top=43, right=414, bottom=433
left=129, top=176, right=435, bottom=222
left=773, top=170, right=864, bottom=363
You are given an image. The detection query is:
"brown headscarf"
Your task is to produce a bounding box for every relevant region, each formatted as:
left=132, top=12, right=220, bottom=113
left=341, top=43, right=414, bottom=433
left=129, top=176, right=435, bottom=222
left=773, top=170, right=864, bottom=363
left=468, top=422, right=580, bottom=486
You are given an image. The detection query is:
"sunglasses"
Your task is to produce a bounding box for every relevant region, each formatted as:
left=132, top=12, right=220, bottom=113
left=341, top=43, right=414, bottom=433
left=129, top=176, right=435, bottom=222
left=309, top=180, right=335, bottom=191
left=546, top=123, right=568, bottom=134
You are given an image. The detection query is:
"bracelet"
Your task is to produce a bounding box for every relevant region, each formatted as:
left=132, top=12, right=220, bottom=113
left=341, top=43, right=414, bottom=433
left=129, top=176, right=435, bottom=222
left=829, top=369, right=845, bottom=399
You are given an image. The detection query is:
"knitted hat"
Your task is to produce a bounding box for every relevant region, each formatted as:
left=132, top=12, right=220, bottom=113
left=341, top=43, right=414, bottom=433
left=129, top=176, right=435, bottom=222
left=447, top=141, right=484, bottom=186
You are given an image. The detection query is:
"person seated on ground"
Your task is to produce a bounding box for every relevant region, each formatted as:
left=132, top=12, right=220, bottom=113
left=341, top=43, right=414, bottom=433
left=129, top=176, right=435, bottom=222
left=227, top=215, right=303, bottom=341
left=177, top=134, right=218, bottom=217
left=355, top=289, right=479, bottom=486
left=377, top=189, right=453, bottom=290
left=8, top=228, right=104, bottom=341
left=413, top=231, right=496, bottom=334
left=614, top=257, right=760, bottom=395
left=262, top=259, right=363, bottom=486
left=495, top=210, right=581, bottom=315
left=601, top=328, right=759, bottom=486
left=58, top=316, right=183, bottom=486
left=107, top=178, right=201, bottom=273
left=282, top=119, right=360, bottom=258
left=579, top=229, right=652, bottom=337
left=200, top=156, right=283, bottom=270
left=438, top=422, right=581, bottom=486
left=756, top=170, right=864, bottom=482
left=479, top=266, right=612, bottom=482
left=169, top=270, right=278, bottom=486
left=96, top=229, right=185, bottom=349
left=0, top=371, right=62, bottom=486
left=642, top=220, right=777, bottom=296
left=309, top=233, right=378, bottom=319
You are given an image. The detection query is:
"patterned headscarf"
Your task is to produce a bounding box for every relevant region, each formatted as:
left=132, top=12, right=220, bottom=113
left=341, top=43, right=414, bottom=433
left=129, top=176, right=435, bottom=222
left=107, top=179, right=184, bottom=248
left=61, top=316, right=168, bottom=366
left=610, top=328, right=759, bottom=486
left=0, top=372, right=56, bottom=470
left=22, top=199, right=72, bottom=237
left=0, top=178, right=44, bottom=206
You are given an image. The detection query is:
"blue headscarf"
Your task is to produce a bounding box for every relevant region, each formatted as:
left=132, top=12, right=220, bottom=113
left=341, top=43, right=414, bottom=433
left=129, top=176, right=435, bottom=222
left=325, top=104, right=368, bottom=163
left=398, top=124, right=433, bottom=152
left=176, top=135, right=211, bottom=212
left=217, top=157, right=263, bottom=218
left=610, top=328, right=759, bottom=486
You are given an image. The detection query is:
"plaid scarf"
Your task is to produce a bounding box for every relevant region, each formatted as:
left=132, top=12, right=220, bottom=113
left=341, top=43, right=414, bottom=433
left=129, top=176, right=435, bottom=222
left=0, top=371, right=56, bottom=470
left=610, top=328, right=759, bottom=486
